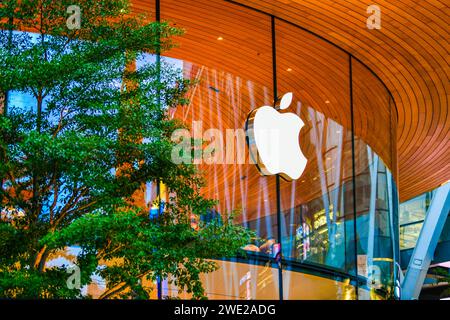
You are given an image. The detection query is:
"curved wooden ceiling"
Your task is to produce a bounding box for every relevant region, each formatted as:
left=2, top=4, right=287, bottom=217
left=131, top=0, right=449, bottom=202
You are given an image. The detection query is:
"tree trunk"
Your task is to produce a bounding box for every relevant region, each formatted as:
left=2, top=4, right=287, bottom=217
left=33, top=245, right=47, bottom=271
left=0, top=92, right=5, bottom=114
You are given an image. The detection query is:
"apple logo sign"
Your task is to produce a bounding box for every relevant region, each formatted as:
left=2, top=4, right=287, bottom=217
left=245, top=92, right=307, bottom=181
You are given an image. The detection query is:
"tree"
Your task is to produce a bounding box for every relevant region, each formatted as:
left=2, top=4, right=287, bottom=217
left=0, top=0, right=253, bottom=299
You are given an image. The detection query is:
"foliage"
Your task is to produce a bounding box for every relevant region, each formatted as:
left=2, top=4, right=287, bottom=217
left=433, top=267, right=450, bottom=299
left=0, top=0, right=253, bottom=299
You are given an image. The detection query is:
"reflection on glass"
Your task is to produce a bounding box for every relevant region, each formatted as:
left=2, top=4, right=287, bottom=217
left=168, top=58, right=281, bottom=255
left=351, top=58, right=397, bottom=300
left=400, top=222, right=424, bottom=250
left=160, top=259, right=358, bottom=300
left=354, top=144, right=396, bottom=299
left=283, top=269, right=356, bottom=300
left=398, top=190, right=445, bottom=250
left=275, top=18, right=356, bottom=277
left=399, top=193, right=430, bottom=225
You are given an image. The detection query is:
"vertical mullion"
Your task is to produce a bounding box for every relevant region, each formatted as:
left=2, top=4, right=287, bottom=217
left=271, top=15, right=284, bottom=302
left=349, top=55, right=359, bottom=299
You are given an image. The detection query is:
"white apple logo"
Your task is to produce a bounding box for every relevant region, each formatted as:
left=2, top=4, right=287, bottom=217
left=245, top=92, right=307, bottom=181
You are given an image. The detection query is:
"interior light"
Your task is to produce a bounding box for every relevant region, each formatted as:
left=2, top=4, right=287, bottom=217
left=217, top=36, right=223, bottom=41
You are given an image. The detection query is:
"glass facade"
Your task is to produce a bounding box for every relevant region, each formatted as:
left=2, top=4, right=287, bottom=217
left=155, top=0, right=399, bottom=300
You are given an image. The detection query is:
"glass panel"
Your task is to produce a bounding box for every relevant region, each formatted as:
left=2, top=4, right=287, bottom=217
left=400, top=222, right=424, bottom=250
left=162, top=259, right=279, bottom=299
left=352, top=58, right=397, bottom=300
left=353, top=156, right=395, bottom=299
left=274, top=20, right=355, bottom=277
left=282, top=267, right=356, bottom=300
left=161, top=0, right=279, bottom=299
left=398, top=190, right=447, bottom=250
left=399, top=193, right=431, bottom=225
